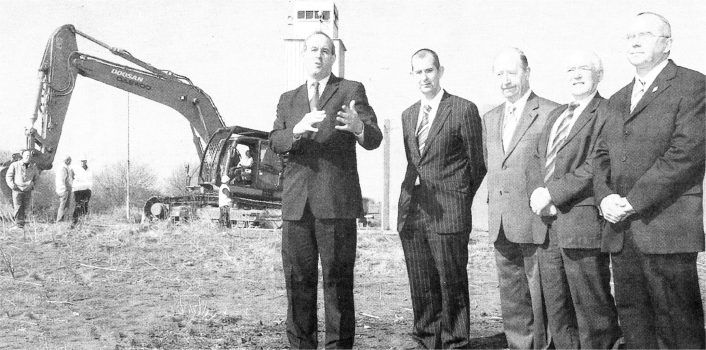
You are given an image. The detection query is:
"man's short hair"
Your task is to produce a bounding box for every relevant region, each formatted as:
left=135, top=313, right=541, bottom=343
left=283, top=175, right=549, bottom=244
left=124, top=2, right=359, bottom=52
left=411, top=48, right=440, bottom=70
left=637, top=12, right=672, bottom=37
left=493, top=47, right=529, bottom=72
left=303, top=31, right=335, bottom=53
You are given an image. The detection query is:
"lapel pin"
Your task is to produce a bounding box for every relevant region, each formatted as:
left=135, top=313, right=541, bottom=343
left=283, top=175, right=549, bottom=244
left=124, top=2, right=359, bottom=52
left=652, top=86, right=658, bottom=93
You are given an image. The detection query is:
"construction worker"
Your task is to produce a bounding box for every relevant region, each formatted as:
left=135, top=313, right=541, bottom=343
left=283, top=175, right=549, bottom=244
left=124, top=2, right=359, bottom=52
left=55, top=155, right=74, bottom=223
left=5, top=150, right=40, bottom=229
left=72, top=155, right=93, bottom=223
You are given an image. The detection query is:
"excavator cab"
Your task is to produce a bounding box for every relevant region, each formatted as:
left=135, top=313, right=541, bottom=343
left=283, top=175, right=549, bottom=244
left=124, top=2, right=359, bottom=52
left=200, top=126, right=283, bottom=201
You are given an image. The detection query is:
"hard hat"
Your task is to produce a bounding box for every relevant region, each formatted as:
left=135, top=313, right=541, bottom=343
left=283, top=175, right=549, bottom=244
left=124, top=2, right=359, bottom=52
left=80, top=154, right=88, bottom=161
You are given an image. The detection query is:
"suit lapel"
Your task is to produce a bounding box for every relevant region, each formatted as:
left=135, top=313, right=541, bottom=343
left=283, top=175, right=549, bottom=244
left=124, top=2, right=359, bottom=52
left=406, top=102, right=422, bottom=161
left=294, top=83, right=311, bottom=123
left=504, top=92, right=540, bottom=162
left=420, top=92, right=452, bottom=158
left=626, top=60, right=676, bottom=122
left=539, top=106, right=564, bottom=158
left=318, top=74, right=340, bottom=109
left=559, top=94, right=602, bottom=152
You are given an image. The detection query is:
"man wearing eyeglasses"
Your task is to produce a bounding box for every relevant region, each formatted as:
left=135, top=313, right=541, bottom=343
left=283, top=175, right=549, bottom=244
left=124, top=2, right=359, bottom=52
left=594, top=12, right=705, bottom=348
left=527, top=52, right=620, bottom=349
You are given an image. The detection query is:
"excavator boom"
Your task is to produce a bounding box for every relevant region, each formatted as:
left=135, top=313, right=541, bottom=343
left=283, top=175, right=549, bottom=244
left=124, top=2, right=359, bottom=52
left=26, top=24, right=225, bottom=170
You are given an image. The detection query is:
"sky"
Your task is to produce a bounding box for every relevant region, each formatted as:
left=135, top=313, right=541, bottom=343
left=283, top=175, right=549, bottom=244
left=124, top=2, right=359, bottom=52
left=1, top=0, right=705, bottom=222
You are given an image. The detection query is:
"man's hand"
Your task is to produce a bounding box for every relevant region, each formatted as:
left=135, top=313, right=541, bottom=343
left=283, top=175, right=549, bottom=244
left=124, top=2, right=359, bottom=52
left=530, top=187, right=553, bottom=216
left=335, top=100, right=364, bottom=134
left=600, top=194, right=632, bottom=223
left=293, top=110, right=326, bottom=137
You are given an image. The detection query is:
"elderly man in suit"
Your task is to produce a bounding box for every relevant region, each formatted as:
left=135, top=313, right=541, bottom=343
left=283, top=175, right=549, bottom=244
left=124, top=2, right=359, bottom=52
left=594, top=12, right=705, bottom=349
left=397, top=48, right=486, bottom=349
left=269, top=31, right=383, bottom=349
left=527, top=51, right=620, bottom=349
left=482, top=47, right=559, bottom=349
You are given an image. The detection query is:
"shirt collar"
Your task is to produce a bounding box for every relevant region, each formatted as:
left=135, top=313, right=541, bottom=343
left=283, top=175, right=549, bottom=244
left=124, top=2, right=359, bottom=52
left=307, top=74, right=331, bottom=91
left=420, top=88, right=444, bottom=110
left=573, top=90, right=598, bottom=108
left=634, top=59, right=669, bottom=90
left=506, top=89, right=532, bottom=115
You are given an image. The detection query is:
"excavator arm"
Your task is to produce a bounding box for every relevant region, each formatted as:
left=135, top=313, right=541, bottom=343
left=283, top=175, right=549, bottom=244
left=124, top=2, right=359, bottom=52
left=26, top=24, right=226, bottom=171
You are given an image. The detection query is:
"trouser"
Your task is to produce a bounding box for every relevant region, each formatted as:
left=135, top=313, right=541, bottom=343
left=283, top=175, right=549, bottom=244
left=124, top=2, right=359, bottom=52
left=494, top=226, right=548, bottom=349
left=56, top=190, right=72, bottom=222
left=219, top=206, right=231, bottom=228
left=611, top=228, right=705, bottom=349
left=73, top=189, right=91, bottom=222
left=281, top=203, right=357, bottom=349
left=12, top=190, right=32, bottom=227
left=399, top=188, right=471, bottom=349
left=539, top=232, right=620, bottom=349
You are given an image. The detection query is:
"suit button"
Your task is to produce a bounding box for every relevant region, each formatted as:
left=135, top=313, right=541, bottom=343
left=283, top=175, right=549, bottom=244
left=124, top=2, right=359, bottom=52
left=502, top=165, right=507, bottom=170
left=621, top=156, right=627, bottom=162
left=624, top=130, right=629, bottom=136
left=499, top=191, right=503, bottom=196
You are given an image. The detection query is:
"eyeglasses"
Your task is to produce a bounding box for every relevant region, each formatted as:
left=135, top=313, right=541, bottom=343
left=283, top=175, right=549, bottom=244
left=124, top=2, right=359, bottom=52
left=625, top=32, right=671, bottom=41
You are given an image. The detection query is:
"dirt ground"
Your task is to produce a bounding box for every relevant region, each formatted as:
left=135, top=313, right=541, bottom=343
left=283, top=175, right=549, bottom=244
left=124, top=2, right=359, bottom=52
left=0, top=217, right=506, bottom=349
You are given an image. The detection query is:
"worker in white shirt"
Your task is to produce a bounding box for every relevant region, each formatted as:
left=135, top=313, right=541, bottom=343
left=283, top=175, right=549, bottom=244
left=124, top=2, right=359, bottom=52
left=55, top=155, right=74, bottom=223
left=72, top=155, right=93, bottom=223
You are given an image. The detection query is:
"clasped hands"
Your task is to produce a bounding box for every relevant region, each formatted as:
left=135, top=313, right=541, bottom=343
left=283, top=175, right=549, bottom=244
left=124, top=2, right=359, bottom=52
left=599, top=194, right=635, bottom=223
left=529, top=187, right=557, bottom=216
left=293, top=100, right=364, bottom=138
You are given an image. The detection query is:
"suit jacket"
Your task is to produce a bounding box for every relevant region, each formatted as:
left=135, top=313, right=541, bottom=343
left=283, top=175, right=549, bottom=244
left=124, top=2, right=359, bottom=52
left=594, top=60, right=705, bottom=254
left=270, top=75, right=383, bottom=220
left=397, top=92, right=486, bottom=234
left=483, top=92, right=560, bottom=244
left=527, top=94, right=614, bottom=249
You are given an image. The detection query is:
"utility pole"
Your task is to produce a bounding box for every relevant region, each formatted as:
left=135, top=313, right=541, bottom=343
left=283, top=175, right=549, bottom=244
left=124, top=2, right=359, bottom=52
left=126, top=93, right=131, bottom=221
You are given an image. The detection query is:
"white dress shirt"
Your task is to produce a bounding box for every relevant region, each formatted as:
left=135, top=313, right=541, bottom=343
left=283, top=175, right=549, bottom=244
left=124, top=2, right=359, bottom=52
left=631, top=59, right=669, bottom=105
left=548, top=91, right=597, bottom=143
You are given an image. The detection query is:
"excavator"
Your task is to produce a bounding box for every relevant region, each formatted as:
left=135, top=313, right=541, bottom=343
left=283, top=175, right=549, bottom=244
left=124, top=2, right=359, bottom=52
left=0, top=24, right=283, bottom=228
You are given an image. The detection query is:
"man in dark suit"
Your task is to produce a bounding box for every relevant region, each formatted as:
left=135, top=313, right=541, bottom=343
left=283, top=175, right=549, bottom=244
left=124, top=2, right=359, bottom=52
left=397, top=49, right=486, bottom=349
left=594, top=13, right=705, bottom=349
left=269, top=31, right=383, bottom=349
left=527, top=51, right=620, bottom=349
left=482, top=48, right=559, bottom=349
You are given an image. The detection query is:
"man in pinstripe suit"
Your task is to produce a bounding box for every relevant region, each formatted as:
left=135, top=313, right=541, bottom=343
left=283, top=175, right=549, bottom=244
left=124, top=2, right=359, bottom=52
left=397, top=48, right=486, bottom=349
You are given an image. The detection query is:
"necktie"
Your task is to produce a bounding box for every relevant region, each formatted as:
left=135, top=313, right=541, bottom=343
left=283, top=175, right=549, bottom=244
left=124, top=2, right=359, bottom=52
left=416, top=105, right=432, bottom=154
left=309, top=81, right=320, bottom=112
left=502, top=105, right=517, bottom=152
left=545, top=101, right=580, bottom=183
left=630, top=79, right=645, bottom=113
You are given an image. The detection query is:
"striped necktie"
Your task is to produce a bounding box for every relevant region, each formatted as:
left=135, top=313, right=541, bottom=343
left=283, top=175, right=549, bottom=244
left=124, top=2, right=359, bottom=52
left=630, top=79, right=645, bottom=113
left=416, top=105, right=432, bottom=154
left=309, top=81, right=320, bottom=112
left=545, top=101, right=580, bottom=183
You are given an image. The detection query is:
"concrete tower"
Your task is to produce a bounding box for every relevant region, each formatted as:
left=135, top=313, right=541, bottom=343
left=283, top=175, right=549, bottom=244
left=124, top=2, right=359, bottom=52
left=284, top=2, right=346, bottom=90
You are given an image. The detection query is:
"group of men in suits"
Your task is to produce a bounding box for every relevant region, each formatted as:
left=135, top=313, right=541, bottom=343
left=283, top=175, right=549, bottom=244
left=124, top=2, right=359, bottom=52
left=270, top=11, right=705, bottom=350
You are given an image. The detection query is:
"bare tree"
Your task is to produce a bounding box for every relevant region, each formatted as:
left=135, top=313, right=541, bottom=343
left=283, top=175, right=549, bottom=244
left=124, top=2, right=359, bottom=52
left=92, top=161, right=160, bottom=213
left=162, top=162, right=200, bottom=196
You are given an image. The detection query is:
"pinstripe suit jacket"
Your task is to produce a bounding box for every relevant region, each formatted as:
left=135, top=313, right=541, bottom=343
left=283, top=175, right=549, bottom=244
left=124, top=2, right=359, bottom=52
left=483, top=92, right=560, bottom=244
left=397, top=91, right=486, bottom=234
left=526, top=94, right=613, bottom=248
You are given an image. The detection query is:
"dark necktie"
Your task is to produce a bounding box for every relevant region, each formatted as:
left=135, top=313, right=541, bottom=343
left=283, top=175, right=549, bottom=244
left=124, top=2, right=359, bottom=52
left=545, top=101, right=580, bottom=183
left=309, top=81, right=320, bottom=112
left=416, top=105, right=432, bottom=154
